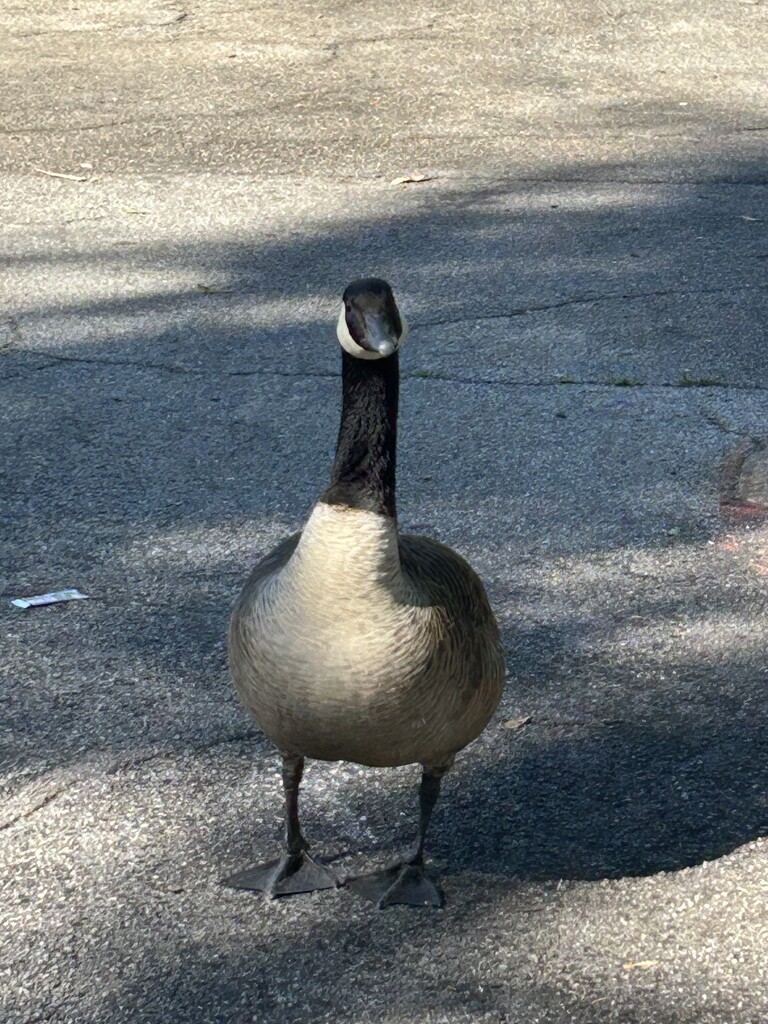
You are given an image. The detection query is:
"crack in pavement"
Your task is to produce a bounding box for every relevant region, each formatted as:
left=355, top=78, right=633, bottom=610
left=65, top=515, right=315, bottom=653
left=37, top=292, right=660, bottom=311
left=405, top=375, right=768, bottom=392
left=11, top=354, right=768, bottom=393
left=3, top=282, right=765, bottom=346
left=4, top=282, right=766, bottom=388
left=28, top=353, right=201, bottom=375
left=414, top=283, right=768, bottom=329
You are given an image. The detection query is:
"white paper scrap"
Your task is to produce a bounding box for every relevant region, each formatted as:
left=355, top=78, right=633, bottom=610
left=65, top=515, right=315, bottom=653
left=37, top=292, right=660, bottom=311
left=11, top=589, right=89, bottom=609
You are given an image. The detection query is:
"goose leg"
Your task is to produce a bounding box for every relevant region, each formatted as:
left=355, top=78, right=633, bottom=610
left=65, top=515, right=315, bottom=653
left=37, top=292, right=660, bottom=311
left=347, top=762, right=451, bottom=909
left=223, top=754, right=338, bottom=898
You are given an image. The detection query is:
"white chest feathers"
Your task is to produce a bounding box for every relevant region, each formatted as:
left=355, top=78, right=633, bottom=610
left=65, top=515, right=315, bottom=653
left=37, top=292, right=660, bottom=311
left=283, top=502, right=404, bottom=609
left=244, top=503, right=430, bottom=683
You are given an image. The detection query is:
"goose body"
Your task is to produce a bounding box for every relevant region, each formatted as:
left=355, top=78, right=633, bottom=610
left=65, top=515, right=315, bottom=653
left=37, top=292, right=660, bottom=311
left=226, top=279, right=504, bottom=907
left=230, top=504, right=504, bottom=768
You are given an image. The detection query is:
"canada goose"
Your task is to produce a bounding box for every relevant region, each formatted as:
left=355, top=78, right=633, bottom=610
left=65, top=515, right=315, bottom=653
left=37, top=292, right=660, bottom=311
left=225, top=279, right=505, bottom=908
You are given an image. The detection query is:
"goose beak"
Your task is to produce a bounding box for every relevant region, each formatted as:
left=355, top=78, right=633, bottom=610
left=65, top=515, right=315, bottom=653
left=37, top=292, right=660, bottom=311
left=364, top=313, right=398, bottom=357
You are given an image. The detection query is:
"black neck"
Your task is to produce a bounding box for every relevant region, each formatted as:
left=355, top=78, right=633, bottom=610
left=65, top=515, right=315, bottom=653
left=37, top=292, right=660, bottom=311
left=321, top=351, right=399, bottom=518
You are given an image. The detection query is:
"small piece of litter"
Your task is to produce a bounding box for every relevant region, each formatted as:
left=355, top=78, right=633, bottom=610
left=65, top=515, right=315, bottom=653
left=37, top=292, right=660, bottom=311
left=11, top=589, right=89, bottom=609
left=623, top=960, right=659, bottom=971
left=503, top=715, right=532, bottom=731
left=195, top=284, right=234, bottom=294
left=391, top=173, right=434, bottom=186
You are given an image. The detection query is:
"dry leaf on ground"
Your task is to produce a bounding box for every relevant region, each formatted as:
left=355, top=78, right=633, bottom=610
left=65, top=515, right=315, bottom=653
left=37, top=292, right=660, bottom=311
left=502, top=715, right=532, bottom=731
left=623, top=960, right=660, bottom=971
left=391, top=173, right=435, bottom=186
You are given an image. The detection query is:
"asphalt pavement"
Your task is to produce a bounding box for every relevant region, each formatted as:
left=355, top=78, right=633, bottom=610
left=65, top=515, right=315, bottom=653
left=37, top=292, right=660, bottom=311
left=1, top=2, right=767, bottom=1022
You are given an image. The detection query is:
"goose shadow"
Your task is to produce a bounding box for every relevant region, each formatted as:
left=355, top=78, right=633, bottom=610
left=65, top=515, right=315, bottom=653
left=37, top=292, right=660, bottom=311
left=419, top=610, right=768, bottom=881
left=436, top=711, right=768, bottom=882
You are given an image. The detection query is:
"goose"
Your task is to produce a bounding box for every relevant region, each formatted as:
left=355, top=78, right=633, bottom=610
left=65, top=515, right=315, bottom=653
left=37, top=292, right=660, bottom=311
left=225, top=278, right=505, bottom=908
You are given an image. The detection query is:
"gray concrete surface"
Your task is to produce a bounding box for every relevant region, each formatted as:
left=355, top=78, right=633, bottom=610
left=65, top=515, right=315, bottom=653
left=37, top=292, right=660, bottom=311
left=1, top=1, right=768, bottom=1022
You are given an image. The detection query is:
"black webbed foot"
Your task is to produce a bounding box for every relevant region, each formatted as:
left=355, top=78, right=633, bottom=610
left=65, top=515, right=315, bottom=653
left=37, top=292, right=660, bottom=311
left=224, top=851, right=338, bottom=898
left=346, top=861, right=442, bottom=909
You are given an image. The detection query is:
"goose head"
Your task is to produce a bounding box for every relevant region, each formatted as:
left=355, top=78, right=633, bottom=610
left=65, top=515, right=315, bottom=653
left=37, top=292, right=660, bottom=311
left=337, top=278, right=408, bottom=360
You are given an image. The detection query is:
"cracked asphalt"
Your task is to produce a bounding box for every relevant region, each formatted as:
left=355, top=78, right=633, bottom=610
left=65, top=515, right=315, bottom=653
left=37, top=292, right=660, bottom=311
left=1, top=2, right=768, bottom=1022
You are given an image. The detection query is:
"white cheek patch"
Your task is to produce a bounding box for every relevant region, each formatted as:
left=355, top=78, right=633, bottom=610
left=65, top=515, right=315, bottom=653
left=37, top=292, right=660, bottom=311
left=336, top=305, right=382, bottom=360
left=336, top=304, right=409, bottom=359
left=396, top=314, right=409, bottom=350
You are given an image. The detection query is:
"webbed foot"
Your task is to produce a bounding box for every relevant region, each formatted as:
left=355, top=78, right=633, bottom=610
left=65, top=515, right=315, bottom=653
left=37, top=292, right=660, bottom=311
left=346, top=861, right=442, bottom=909
left=223, top=852, right=338, bottom=898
